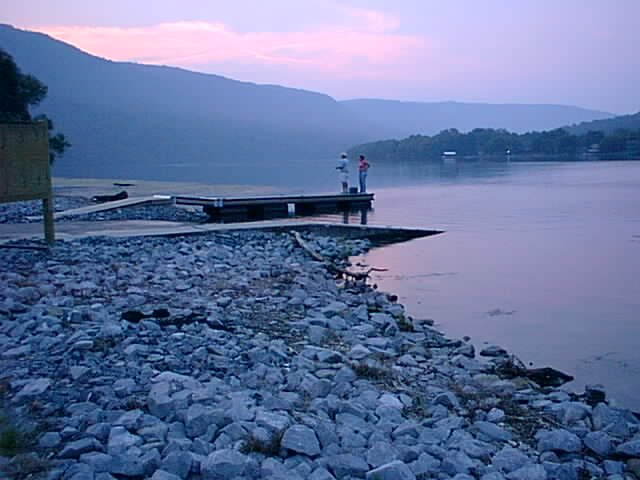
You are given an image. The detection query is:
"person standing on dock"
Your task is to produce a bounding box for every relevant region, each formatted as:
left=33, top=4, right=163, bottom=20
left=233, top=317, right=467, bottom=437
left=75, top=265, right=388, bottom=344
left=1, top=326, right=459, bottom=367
left=358, top=154, right=370, bottom=193
left=337, top=152, right=349, bottom=193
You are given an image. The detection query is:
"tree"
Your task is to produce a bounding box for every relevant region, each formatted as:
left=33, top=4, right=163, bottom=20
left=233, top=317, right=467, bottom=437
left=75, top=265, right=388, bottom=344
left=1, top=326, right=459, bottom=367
left=0, top=48, right=70, bottom=163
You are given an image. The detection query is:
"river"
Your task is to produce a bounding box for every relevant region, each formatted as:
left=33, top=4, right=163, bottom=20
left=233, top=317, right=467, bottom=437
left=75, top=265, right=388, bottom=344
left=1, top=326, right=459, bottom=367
left=334, top=160, right=640, bottom=409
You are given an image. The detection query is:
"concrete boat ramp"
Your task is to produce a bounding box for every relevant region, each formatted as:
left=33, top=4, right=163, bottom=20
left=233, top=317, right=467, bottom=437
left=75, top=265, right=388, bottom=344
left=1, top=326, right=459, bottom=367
left=0, top=219, right=442, bottom=246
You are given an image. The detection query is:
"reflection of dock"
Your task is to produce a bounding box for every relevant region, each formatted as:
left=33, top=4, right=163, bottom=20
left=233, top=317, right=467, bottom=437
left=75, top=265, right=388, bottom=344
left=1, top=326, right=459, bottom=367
left=175, top=193, right=374, bottom=221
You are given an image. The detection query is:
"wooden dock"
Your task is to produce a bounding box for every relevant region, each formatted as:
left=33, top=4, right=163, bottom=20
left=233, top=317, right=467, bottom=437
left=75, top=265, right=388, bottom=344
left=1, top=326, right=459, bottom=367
left=175, top=192, right=374, bottom=221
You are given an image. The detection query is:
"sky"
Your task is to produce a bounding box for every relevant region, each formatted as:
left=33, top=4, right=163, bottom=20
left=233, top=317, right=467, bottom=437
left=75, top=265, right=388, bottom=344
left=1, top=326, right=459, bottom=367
left=3, top=0, right=640, bottom=114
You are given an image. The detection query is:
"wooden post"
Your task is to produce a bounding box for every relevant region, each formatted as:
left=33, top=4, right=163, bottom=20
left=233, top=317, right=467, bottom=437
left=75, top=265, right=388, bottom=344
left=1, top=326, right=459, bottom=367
left=42, top=129, right=55, bottom=246
left=43, top=196, right=55, bottom=245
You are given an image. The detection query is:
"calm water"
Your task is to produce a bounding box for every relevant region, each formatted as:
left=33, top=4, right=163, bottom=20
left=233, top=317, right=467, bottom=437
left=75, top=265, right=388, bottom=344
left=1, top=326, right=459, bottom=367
left=334, top=161, right=640, bottom=409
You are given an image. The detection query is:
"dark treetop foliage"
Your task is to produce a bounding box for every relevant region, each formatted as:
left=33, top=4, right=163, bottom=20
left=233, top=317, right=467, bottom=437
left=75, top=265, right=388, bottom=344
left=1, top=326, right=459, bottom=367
left=0, top=48, right=70, bottom=163
left=349, top=126, right=640, bottom=162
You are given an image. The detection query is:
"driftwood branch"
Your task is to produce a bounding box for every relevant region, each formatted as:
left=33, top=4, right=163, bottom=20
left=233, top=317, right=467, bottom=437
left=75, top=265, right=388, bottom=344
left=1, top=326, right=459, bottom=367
left=290, top=231, right=385, bottom=281
left=494, top=354, right=574, bottom=388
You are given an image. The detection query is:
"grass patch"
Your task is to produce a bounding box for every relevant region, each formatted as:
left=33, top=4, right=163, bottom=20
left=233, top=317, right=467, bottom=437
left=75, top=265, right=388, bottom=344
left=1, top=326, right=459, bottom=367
left=351, top=362, right=393, bottom=382
left=396, top=315, right=415, bottom=332
left=4, top=453, right=49, bottom=480
left=240, top=431, right=283, bottom=456
left=403, top=393, right=431, bottom=419
left=0, top=426, right=32, bottom=456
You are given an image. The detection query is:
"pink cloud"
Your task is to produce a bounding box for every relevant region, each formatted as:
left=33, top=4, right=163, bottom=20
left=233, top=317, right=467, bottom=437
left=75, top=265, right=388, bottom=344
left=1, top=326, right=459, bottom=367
left=25, top=10, right=427, bottom=79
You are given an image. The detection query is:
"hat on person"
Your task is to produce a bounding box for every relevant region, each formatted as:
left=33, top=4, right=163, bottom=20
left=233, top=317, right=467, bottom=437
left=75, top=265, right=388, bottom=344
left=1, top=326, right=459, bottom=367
left=340, top=152, right=347, bottom=158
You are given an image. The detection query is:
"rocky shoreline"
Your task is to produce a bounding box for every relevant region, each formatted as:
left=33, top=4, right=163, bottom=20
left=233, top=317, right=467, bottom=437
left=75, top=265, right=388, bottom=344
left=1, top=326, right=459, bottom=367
left=0, top=197, right=208, bottom=224
left=1, top=228, right=639, bottom=480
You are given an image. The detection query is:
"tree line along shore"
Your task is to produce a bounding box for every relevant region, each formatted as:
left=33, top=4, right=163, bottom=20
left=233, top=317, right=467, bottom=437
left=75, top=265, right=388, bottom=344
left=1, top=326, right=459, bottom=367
left=349, top=127, right=640, bottom=163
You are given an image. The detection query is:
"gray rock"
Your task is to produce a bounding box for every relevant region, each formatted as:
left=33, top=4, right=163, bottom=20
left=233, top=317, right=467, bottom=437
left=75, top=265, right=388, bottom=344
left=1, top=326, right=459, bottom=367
left=86, top=423, right=112, bottom=442
left=151, top=471, right=182, bottom=480
left=58, top=437, right=103, bottom=459
left=107, top=426, right=143, bottom=455
left=551, top=402, right=591, bottom=424
left=109, top=449, right=161, bottom=477
left=79, top=452, right=114, bottom=472
left=455, top=343, right=475, bottom=358
left=487, top=408, right=506, bottom=423
left=410, top=452, right=441, bottom=476
left=474, top=421, right=513, bottom=442
left=148, top=385, right=175, bottom=419
left=542, top=462, right=578, bottom=480
left=38, top=432, right=62, bottom=448
left=185, top=404, right=217, bottom=438
left=114, top=409, right=144, bottom=429
left=535, top=429, right=582, bottom=453
left=603, top=460, right=624, bottom=475
left=592, top=403, right=636, bottom=434
left=201, top=449, right=248, bottom=480
left=616, top=439, right=640, bottom=457
left=161, top=451, right=192, bottom=479
left=367, top=442, right=398, bottom=468
left=281, top=425, right=321, bottom=457
left=349, top=344, right=372, bottom=360
left=113, top=378, right=137, bottom=397
left=492, top=446, right=530, bottom=473
left=64, top=462, right=95, bottom=480
left=482, top=474, right=507, bottom=480
left=366, top=460, right=416, bottom=480
left=506, top=464, right=547, bottom=480
left=584, top=431, right=613, bottom=456
left=434, top=391, right=460, bottom=410
left=308, top=325, right=328, bottom=345
left=256, top=410, right=291, bottom=433
left=309, top=467, right=337, bottom=480
left=95, top=474, right=117, bottom=480
left=99, top=321, right=123, bottom=338
left=326, top=454, right=370, bottom=478
left=16, top=377, right=51, bottom=398
left=480, top=345, right=508, bottom=357
left=442, top=450, right=475, bottom=475
left=458, top=437, right=495, bottom=459
left=1, top=344, right=31, bottom=358
left=301, top=376, right=333, bottom=398
left=378, top=393, right=403, bottom=409
left=69, top=366, right=90, bottom=381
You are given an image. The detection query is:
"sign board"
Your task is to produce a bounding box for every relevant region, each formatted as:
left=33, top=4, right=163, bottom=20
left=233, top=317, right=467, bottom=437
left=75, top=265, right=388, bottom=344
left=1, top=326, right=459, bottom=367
left=0, top=122, right=54, bottom=244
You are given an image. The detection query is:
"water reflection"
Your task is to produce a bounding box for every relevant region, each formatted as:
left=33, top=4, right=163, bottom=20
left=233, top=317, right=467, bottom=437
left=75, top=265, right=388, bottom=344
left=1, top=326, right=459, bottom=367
left=349, top=161, right=640, bottom=409
left=114, top=157, right=539, bottom=191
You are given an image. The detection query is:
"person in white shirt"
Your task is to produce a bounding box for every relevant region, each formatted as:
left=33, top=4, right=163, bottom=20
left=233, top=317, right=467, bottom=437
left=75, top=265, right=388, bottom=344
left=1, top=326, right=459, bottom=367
left=336, top=152, right=349, bottom=193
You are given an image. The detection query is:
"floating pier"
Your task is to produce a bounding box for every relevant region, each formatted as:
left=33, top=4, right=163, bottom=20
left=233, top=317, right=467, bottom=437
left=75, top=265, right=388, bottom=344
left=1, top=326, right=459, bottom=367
left=175, top=193, right=374, bottom=221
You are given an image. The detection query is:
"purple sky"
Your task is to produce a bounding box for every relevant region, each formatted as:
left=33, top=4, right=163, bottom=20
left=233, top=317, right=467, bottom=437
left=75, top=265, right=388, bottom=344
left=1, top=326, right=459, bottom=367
left=4, top=0, right=640, bottom=114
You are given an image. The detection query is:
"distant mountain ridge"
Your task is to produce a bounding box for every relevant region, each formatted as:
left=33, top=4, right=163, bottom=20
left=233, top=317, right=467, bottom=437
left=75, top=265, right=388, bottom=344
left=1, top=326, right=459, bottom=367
left=0, top=24, right=376, bottom=180
left=340, top=99, right=613, bottom=138
left=0, top=24, right=619, bottom=181
left=567, top=111, right=640, bottom=134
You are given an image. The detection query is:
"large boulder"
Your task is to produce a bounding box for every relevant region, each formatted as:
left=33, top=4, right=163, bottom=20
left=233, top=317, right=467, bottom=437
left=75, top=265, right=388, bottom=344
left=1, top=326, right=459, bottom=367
left=201, top=449, right=248, bottom=480
left=281, top=425, right=321, bottom=457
